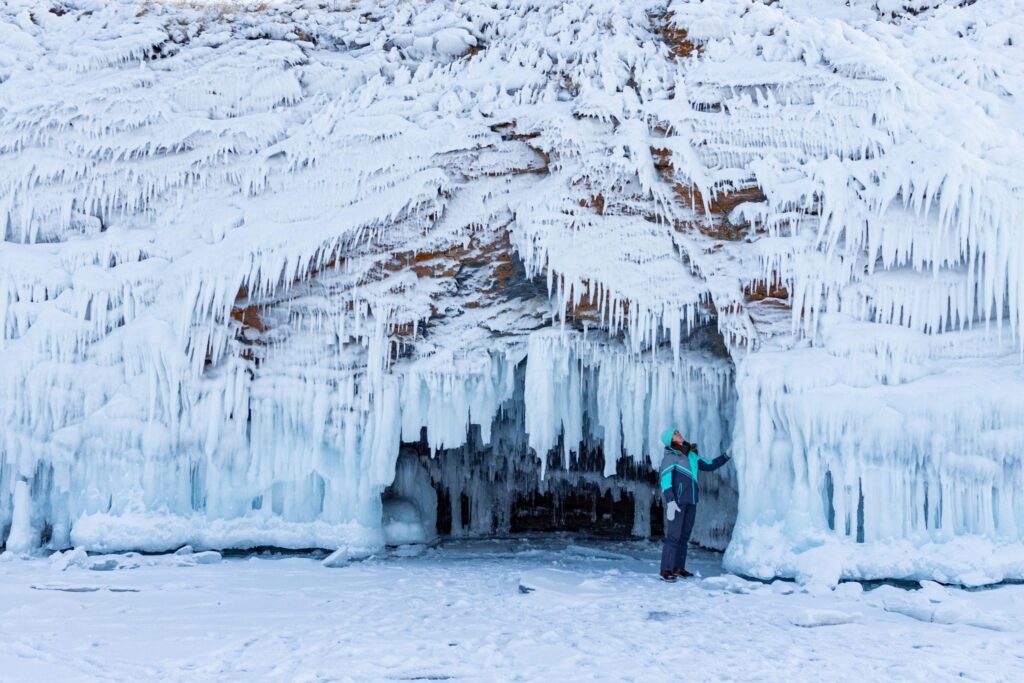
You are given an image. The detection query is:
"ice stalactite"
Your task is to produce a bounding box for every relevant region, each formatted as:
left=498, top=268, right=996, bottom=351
left=523, top=332, right=736, bottom=547
left=413, top=343, right=736, bottom=548
left=524, top=332, right=732, bottom=472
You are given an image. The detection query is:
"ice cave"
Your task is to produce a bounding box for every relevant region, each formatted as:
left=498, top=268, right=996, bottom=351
left=2, top=0, right=1023, bottom=588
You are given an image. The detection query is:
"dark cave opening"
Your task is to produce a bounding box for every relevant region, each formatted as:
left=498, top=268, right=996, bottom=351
left=425, top=451, right=665, bottom=539
left=384, top=361, right=735, bottom=548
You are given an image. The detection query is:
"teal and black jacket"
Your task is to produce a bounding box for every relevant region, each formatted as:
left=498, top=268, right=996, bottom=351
left=659, top=444, right=730, bottom=506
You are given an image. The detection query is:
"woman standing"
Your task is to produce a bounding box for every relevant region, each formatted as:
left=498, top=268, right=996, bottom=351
left=657, top=428, right=730, bottom=581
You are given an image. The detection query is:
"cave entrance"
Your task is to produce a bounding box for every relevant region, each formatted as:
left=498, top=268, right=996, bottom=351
left=424, top=443, right=664, bottom=539
left=386, top=424, right=735, bottom=548
left=383, top=354, right=737, bottom=548
left=387, top=436, right=663, bottom=541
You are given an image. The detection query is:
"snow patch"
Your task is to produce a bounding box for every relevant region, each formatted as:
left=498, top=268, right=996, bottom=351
left=789, top=609, right=861, bottom=628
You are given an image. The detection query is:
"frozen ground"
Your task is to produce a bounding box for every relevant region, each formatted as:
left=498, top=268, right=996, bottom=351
left=2, top=538, right=1023, bottom=682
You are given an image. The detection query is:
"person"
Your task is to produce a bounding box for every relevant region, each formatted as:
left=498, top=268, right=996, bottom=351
left=657, top=428, right=730, bottom=582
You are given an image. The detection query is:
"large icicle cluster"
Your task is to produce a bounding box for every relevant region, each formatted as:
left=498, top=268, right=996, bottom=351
left=0, top=0, right=708, bottom=557
left=659, top=0, right=1024, bottom=584
left=1, top=0, right=1022, bottom=584
left=404, top=347, right=734, bottom=548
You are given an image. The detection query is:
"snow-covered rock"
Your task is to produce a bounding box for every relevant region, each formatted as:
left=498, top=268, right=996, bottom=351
left=873, top=584, right=1012, bottom=631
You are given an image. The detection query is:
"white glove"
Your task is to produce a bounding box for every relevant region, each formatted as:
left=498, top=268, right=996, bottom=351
left=666, top=501, right=681, bottom=521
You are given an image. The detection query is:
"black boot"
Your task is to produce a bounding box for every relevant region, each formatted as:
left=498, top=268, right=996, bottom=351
left=673, top=567, right=693, bottom=578
left=659, top=570, right=678, bottom=582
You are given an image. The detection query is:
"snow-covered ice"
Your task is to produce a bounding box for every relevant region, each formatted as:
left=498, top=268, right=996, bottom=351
left=2, top=539, right=1023, bottom=681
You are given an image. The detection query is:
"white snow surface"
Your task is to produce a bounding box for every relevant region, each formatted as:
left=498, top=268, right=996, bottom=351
left=1, top=0, right=1024, bottom=585
left=2, top=539, right=1024, bottom=681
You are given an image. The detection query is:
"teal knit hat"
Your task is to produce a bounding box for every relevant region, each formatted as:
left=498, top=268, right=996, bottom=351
left=660, top=428, right=677, bottom=448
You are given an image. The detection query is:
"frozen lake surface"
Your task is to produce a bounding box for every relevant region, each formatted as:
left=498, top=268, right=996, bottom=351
left=2, top=537, right=1023, bottom=682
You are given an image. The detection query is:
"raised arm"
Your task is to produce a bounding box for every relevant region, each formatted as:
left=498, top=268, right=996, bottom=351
left=698, top=453, right=730, bottom=471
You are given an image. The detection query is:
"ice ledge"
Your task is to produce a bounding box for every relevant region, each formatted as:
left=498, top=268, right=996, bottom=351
left=726, top=523, right=1024, bottom=588
left=69, top=512, right=385, bottom=555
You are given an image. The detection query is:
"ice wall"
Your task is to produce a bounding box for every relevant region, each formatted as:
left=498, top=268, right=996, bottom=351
left=662, top=0, right=1024, bottom=585
left=730, top=327, right=1024, bottom=585
left=0, top=0, right=714, bottom=555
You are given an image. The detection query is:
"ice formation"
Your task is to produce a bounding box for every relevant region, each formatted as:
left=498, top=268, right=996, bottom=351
left=1, top=0, right=1022, bottom=584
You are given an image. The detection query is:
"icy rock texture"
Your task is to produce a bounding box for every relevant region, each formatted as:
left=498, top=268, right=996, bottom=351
left=1, top=0, right=1022, bottom=584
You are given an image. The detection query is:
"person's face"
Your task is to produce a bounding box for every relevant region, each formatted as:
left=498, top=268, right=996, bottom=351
left=671, top=431, right=685, bottom=449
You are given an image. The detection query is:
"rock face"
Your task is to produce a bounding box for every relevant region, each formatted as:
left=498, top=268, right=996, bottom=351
left=1, top=0, right=1022, bottom=584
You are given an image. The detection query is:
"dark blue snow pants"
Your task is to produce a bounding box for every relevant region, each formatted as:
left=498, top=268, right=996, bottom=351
left=660, top=503, right=697, bottom=573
